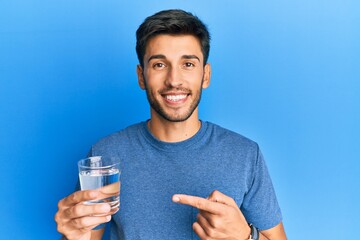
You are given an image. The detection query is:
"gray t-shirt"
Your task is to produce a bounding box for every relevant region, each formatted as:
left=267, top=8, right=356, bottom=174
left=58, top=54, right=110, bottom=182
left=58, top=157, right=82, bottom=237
left=89, top=121, right=282, bottom=239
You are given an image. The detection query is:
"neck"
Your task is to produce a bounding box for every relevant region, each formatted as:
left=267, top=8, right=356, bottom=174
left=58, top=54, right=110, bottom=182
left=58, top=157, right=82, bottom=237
left=148, top=111, right=201, bottom=143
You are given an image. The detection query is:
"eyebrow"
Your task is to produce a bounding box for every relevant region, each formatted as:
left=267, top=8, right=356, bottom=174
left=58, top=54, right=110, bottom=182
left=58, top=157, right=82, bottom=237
left=182, top=55, right=200, bottom=62
left=147, top=54, right=166, bottom=63
left=147, top=54, right=201, bottom=63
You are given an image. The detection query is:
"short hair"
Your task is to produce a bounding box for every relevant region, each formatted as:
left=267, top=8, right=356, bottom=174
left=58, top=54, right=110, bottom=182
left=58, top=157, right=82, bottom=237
left=136, top=9, right=211, bottom=67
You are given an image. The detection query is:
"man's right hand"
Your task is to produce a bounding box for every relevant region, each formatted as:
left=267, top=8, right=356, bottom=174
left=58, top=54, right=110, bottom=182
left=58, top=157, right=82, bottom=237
left=54, top=190, right=115, bottom=240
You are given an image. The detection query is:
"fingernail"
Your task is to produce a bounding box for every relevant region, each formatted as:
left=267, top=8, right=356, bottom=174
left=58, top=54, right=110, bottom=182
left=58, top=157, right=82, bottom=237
left=89, top=191, right=99, bottom=198
left=172, top=195, right=180, bottom=202
left=106, top=215, right=111, bottom=221
left=112, top=208, right=119, bottom=215
left=101, top=204, right=111, bottom=212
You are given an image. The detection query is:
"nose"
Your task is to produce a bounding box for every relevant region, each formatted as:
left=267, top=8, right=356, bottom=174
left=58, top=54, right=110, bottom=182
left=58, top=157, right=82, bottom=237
left=165, top=66, right=182, bottom=88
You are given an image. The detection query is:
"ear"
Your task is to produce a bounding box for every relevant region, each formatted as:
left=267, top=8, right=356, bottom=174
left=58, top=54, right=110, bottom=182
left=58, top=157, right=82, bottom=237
left=137, top=65, right=146, bottom=90
left=202, top=63, right=211, bottom=89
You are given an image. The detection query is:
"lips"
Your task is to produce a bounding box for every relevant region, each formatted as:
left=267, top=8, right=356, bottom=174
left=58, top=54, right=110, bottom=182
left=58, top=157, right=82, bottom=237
left=164, top=94, right=187, bottom=102
left=160, top=92, right=190, bottom=105
left=159, top=87, right=191, bottom=104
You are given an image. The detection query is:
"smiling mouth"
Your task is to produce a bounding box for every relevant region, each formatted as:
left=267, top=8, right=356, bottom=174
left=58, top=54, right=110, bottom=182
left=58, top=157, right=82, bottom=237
left=164, top=94, right=188, bottom=102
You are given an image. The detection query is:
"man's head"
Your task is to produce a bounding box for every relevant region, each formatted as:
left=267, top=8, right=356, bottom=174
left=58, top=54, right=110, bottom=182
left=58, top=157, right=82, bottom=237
left=136, top=9, right=212, bottom=123
left=136, top=9, right=210, bottom=68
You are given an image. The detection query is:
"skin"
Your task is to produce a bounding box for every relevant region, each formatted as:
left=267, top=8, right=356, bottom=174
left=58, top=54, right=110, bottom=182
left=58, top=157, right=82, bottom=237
left=173, top=191, right=287, bottom=240
left=55, top=182, right=119, bottom=240
left=137, top=34, right=211, bottom=142
left=54, top=34, right=287, bottom=240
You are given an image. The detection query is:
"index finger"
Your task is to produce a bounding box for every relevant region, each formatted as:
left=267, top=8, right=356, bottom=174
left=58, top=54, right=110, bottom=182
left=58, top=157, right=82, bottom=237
left=60, top=190, right=99, bottom=207
left=172, top=194, right=223, bottom=215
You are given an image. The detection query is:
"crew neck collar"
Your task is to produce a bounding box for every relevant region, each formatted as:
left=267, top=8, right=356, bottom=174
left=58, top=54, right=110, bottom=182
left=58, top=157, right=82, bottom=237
left=139, top=120, right=208, bottom=152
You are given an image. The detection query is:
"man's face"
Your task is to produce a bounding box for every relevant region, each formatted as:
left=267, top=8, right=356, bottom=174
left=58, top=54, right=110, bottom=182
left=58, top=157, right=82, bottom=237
left=137, top=34, right=211, bottom=122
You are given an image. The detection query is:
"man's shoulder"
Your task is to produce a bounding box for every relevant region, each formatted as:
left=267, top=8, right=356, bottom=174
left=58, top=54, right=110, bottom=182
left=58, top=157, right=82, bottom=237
left=92, top=122, right=145, bottom=147
left=206, top=121, right=259, bottom=150
left=206, top=121, right=257, bottom=143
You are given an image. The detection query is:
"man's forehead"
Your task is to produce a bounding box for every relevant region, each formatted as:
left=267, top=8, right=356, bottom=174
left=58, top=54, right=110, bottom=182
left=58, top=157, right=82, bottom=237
left=144, top=34, right=203, bottom=61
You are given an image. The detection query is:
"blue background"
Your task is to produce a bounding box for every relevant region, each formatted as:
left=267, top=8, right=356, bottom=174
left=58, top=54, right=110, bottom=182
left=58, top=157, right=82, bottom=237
left=1, top=1, right=359, bottom=239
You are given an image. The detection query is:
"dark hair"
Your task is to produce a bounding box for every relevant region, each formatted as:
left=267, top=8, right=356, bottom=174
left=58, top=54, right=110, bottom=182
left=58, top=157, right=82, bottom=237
left=136, top=9, right=211, bottom=67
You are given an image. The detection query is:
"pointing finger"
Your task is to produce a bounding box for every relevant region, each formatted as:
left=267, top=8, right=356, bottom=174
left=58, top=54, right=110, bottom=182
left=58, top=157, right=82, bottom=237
left=172, top=194, right=223, bottom=214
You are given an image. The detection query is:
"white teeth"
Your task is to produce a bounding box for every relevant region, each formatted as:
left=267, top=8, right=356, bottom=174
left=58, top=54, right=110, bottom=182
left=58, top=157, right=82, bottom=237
left=165, top=94, right=187, bottom=102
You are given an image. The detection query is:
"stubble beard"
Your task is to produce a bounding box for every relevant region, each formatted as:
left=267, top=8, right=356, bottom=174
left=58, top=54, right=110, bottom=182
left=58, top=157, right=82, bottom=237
left=144, top=79, right=203, bottom=123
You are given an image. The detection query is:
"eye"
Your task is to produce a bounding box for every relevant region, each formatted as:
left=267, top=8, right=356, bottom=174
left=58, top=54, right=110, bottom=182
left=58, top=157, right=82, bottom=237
left=183, top=62, right=195, bottom=68
left=153, top=62, right=166, bottom=69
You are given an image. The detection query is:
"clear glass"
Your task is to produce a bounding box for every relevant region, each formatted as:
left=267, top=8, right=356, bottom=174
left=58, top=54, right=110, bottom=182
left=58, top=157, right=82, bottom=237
left=78, top=156, right=120, bottom=209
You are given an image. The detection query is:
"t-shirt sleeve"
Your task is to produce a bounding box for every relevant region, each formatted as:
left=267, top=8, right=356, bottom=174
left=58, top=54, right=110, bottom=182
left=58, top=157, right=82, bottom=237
left=240, top=147, right=282, bottom=230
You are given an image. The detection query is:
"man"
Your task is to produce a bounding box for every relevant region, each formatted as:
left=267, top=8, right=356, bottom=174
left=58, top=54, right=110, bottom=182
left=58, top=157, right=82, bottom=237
left=55, top=9, right=287, bottom=240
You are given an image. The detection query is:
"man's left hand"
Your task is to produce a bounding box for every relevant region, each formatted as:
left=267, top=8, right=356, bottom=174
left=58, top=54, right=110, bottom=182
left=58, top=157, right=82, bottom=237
left=172, top=190, right=251, bottom=240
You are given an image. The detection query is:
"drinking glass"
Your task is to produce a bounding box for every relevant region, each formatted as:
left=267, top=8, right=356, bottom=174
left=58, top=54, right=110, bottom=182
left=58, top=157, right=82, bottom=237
left=78, top=156, right=120, bottom=209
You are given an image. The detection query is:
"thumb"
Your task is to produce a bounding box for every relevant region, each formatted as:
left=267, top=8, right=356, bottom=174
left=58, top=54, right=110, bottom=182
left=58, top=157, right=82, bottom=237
left=207, top=190, right=237, bottom=207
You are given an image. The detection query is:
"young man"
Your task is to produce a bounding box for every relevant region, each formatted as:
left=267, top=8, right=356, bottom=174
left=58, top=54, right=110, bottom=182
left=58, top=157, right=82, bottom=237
left=55, top=9, right=287, bottom=240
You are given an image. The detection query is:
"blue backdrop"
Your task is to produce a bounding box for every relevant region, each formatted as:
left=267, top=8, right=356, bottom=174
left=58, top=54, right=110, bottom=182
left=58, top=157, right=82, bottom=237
left=1, top=1, right=359, bottom=239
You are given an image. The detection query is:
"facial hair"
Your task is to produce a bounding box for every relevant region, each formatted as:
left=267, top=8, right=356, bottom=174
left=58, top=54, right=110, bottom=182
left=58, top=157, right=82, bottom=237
left=143, top=76, right=204, bottom=122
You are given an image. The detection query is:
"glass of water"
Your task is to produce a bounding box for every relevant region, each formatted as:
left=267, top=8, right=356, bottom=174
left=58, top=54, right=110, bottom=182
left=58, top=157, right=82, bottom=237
left=78, top=156, right=121, bottom=209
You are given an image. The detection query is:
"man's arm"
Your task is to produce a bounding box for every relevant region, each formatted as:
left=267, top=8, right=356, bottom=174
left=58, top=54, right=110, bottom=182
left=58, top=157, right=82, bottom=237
left=90, top=229, right=105, bottom=240
left=173, top=190, right=287, bottom=240
left=61, top=228, right=105, bottom=240
left=260, top=222, right=287, bottom=240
